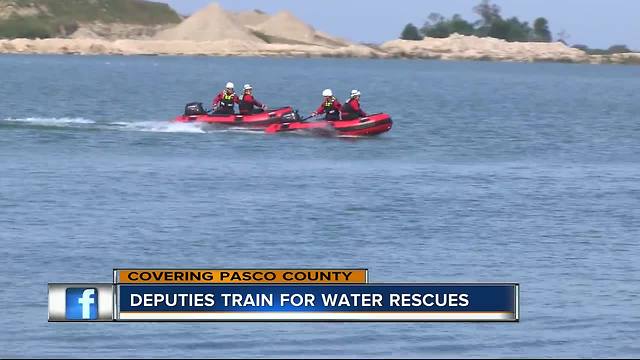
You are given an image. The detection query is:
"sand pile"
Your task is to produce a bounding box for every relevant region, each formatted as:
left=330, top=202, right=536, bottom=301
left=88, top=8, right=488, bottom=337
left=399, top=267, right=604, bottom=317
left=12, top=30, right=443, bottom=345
left=154, top=3, right=264, bottom=43
left=381, top=34, right=590, bottom=62
left=251, top=11, right=347, bottom=47
left=232, top=10, right=270, bottom=27
left=154, top=3, right=350, bottom=47
left=251, top=11, right=318, bottom=44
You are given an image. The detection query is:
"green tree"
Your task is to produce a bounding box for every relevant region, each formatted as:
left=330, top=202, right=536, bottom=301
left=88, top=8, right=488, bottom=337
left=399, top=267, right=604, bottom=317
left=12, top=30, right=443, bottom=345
left=0, top=15, right=54, bottom=39
left=505, top=17, right=532, bottom=42
left=449, top=14, right=475, bottom=36
left=401, top=23, right=423, bottom=40
left=421, top=13, right=474, bottom=38
left=473, top=0, right=502, bottom=36
left=474, top=0, right=502, bottom=25
left=421, top=13, right=449, bottom=38
left=608, top=44, right=631, bottom=53
left=486, top=18, right=509, bottom=40
left=406, top=1, right=562, bottom=44
left=533, top=17, right=552, bottom=42
left=426, top=12, right=446, bottom=25
left=483, top=17, right=531, bottom=42
left=572, top=44, right=589, bottom=52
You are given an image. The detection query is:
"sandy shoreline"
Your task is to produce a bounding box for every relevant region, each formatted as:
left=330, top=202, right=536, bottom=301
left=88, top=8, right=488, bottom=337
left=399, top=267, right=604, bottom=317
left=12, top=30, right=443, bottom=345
left=1, top=36, right=639, bottom=64
left=1, top=3, right=638, bottom=64
left=0, top=38, right=384, bottom=58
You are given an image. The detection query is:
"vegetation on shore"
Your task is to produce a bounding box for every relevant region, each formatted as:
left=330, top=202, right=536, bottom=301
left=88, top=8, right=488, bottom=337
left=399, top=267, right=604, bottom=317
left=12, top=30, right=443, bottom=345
left=0, top=0, right=181, bottom=39
left=401, top=0, right=553, bottom=43
left=400, top=0, right=635, bottom=55
left=571, top=44, right=633, bottom=55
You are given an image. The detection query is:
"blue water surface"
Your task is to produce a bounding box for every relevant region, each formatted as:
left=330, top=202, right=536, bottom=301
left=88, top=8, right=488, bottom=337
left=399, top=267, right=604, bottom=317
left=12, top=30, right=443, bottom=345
left=1, top=55, right=639, bottom=358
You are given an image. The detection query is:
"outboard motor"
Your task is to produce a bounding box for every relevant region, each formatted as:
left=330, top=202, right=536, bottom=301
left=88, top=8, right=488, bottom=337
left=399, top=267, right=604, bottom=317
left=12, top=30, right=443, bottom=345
left=184, top=102, right=207, bottom=116
left=281, top=109, right=302, bottom=122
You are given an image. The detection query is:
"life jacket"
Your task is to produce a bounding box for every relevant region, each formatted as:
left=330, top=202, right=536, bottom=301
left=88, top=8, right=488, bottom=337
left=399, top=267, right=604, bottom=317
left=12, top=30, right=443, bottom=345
left=239, top=94, right=255, bottom=113
left=220, top=92, right=236, bottom=108
left=324, top=97, right=338, bottom=114
left=342, top=98, right=359, bottom=115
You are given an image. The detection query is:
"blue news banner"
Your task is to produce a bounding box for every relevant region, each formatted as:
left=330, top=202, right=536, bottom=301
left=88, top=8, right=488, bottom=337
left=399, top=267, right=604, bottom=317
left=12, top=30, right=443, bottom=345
left=117, top=284, right=519, bottom=321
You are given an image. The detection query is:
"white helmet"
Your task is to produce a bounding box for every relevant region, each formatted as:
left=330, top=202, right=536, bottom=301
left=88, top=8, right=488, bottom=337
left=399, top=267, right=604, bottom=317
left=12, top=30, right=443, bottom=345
left=322, top=89, right=333, bottom=97
left=350, top=89, right=361, bottom=97
left=243, top=84, right=253, bottom=91
left=226, top=82, right=234, bottom=89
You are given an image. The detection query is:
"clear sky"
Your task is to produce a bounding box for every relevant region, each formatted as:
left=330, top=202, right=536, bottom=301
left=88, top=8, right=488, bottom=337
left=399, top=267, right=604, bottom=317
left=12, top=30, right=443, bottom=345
left=160, top=0, right=640, bottom=49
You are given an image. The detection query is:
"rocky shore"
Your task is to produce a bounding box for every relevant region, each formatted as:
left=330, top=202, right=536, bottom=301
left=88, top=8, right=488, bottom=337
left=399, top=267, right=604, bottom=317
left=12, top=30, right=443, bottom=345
left=379, top=35, right=640, bottom=64
left=0, top=38, right=383, bottom=58
left=2, top=34, right=639, bottom=64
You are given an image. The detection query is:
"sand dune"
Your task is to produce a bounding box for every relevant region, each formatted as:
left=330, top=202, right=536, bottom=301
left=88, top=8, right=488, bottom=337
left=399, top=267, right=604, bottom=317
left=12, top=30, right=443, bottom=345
left=251, top=11, right=318, bottom=44
left=232, top=10, right=271, bottom=28
left=154, top=3, right=264, bottom=43
left=153, top=3, right=351, bottom=48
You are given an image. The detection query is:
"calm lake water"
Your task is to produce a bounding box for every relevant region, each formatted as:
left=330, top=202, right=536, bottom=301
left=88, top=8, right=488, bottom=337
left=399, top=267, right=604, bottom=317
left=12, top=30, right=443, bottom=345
left=1, top=55, right=639, bottom=358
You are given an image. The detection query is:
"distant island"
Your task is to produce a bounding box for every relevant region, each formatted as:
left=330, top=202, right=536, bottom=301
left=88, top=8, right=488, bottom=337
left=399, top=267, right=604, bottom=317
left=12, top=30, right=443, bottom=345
left=0, top=0, right=638, bottom=65
left=395, top=0, right=639, bottom=64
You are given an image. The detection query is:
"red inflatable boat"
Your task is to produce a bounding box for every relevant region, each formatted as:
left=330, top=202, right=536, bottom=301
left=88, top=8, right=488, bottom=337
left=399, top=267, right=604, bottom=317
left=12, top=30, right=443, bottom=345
left=265, top=113, right=393, bottom=137
left=175, top=103, right=298, bottom=127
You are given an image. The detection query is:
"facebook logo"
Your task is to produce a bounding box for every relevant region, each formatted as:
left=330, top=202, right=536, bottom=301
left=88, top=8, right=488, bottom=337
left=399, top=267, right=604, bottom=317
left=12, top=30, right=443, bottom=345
left=66, top=288, right=98, bottom=320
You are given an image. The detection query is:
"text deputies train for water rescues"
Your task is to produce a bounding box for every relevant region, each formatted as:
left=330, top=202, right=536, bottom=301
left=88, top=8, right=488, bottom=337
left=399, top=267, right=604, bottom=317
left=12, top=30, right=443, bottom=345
left=312, top=89, right=342, bottom=120
left=212, top=82, right=240, bottom=114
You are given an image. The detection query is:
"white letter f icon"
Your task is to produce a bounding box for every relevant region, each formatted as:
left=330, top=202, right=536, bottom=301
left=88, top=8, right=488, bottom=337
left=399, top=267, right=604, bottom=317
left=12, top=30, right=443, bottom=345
left=78, top=289, right=96, bottom=319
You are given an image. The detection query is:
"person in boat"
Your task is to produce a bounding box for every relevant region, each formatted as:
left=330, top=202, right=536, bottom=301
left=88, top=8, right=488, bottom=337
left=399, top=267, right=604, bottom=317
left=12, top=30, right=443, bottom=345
left=340, top=89, right=367, bottom=120
left=312, top=89, right=342, bottom=121
left=212, top=82, right=240, bottom=115
left=239, top=84, right=268, bottom=115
